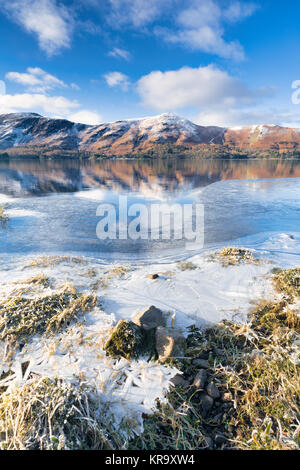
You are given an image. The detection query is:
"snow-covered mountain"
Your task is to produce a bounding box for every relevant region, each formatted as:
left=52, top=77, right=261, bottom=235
left=0, top=113, right=86, bottom=150
left=1, top=112, right=300, bottom=156
left=0, top=112, right=224, bottom=154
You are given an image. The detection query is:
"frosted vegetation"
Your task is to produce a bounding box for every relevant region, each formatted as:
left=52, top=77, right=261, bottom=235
left=0, top=240, right=299, bottom=450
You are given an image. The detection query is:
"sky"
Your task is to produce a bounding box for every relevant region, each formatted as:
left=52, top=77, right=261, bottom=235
left=0, top=0, right=300, bottom=127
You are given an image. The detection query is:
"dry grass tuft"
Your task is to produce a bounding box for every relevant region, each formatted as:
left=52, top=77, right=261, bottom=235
left=17, top=274, right=51, bottom=288
left=0, top=377, right=121, bottom=450
left=0, top=286, right=97, bottom=342
left=273, top=268, right=300, bottom=300
left=90, top=265, right=131, bottom=292
left=209, top=248, right=260, bottom=267
left=177, top=261, right=198, bottom=271
left=23, top=256, right=88, bottom=269
left=107, top=265, right=131, bottom=278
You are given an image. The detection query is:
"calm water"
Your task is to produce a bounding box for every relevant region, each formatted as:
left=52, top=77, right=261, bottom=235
left=0, top=158, right=300, bottom=261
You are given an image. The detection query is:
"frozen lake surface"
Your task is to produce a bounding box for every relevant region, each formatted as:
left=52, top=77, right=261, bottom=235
left=0, top=158, right=299, bottom=262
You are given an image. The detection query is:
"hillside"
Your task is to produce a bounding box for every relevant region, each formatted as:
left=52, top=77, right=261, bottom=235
left=1, top=112, right=300, bottom=158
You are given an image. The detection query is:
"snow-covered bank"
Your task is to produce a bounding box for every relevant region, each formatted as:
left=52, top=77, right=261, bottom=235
left=1, top=233, right=299, bottom=441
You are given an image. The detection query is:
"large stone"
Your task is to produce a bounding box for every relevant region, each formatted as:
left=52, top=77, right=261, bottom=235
left=192, top=369, right=207, bottom=389
left=133, top=305, right=165, bottom=331
left=105, top=320, right=155, bottom=360
left=155, top=326, right=186, bottom=363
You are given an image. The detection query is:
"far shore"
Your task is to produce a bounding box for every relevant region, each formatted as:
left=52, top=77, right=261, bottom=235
left=2, top=143, right=300, bottom=162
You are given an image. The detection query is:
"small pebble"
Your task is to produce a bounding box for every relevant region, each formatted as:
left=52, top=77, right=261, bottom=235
left=146, top=274, right=159, bottom=280
left=203, top=436, right=214, bottom=449
left=199, top=393, right=214, bottom=416
left=221, top=392, right=233, bottom=402
left=206, top=382, right=220, bottom=399
left=192, top=369, right=207, bottom=389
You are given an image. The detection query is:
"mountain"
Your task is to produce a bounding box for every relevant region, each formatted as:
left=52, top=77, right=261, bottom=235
left=1, top=112, right=300, bottom=157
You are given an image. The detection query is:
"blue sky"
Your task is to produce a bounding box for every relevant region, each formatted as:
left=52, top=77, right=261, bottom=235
left=0, top=0, right=300, bottom=127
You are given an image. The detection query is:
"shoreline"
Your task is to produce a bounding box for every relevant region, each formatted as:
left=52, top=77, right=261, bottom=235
left=2, top=146, right=300, bottom=162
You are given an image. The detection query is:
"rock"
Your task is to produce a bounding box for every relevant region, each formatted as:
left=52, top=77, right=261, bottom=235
left=199, top=393, right=214, bottom=416
left=192, top=369, right=207, bottom=389
left=146, top=274, right=159, bottom=280
left=133, top=305, right=165, bottom=331
left=105, top=320, right=155, bottom=359
left=170, top=374, right=190, bottom=388
left=210, top=412, right=224, bottom=425
left=222, top=403, right=232, bottom=410
left=21, top=361, right=30, bottom=377
left=203, top=436, right=214, bottom=449
left=221, top=392, right=233, bottom=402
left=192, top=358, right=209, bottom=369
left=155, top=326, right=186, bottom=363
left=206, top=382, right=220, bottom=399
left=215, top=433, right=227, bottom=446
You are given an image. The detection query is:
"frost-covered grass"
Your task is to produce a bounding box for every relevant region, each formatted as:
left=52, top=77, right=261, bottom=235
left=177, top=261, right=198, bottom=271
left=16, top=273, right=51, bottom=288
left=0, top=247, right=298, bottom=450
left=272, top=268, right=300, bottom=299
left=23, top=256, right=88, bottom=269
left=131, top=289, right=300, bottom=450
left=0, top=285, right=97, bottom=342
left=90, top=265, right=131, bottom=291
left=208, top=248, right=260, bottom=267
left=0, top=377, right=122, bottom=450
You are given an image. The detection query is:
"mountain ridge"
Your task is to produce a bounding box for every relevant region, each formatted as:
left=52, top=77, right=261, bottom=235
left=1, top=112, right=300, bottom=158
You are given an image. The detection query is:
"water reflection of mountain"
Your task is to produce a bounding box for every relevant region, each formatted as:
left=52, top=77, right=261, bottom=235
left=0, top=158, right=300, bottom=197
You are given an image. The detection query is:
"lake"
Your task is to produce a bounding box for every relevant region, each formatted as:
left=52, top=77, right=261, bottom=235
left=0, top=157, right=300, bottom=262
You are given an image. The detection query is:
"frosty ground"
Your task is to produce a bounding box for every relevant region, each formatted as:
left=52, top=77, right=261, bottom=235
left=0, top=231, right=299, bottom=449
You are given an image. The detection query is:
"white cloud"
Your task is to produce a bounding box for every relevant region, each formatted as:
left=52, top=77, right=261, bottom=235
left=107, top=0, right=167, bottom=28
left=0, top=93, right=79, bottom=116
left=223, top=1, right=258, bottom=23
left=70, top=83, right=80, bottom=91
left=104, top=72, right=130, bottom=90
left=6, top=67, right=67, bottom=92
left=0, top=88, right=102, bottom=125
left=106, top=1, right=257, bottom=60
left=68, top=110, right=102, bottom=125
left=1, top=0, right=73, bottom=55
left=108, top=47, right=131, bottom=61
left=137, top=65, right=253, bottom=111
left=156, top=0, right=257, bottom=60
